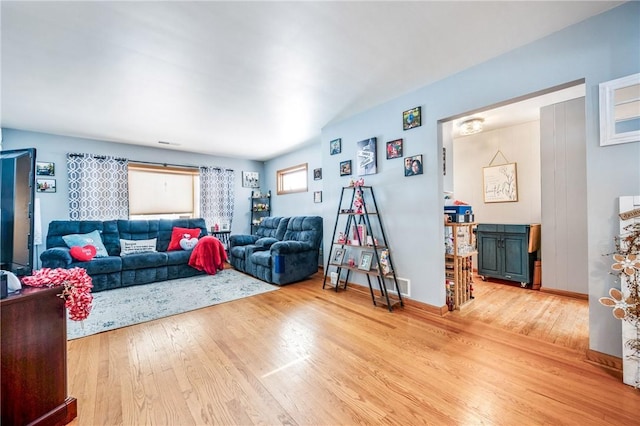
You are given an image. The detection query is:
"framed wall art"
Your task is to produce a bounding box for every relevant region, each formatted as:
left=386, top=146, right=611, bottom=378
left=404, top=154, right=423, bottom=176
left=330, top=138, right=342, bottom=155
left=340, top=160, right=352, bottom=176
left=483, top=163, right=518, bottom=203
left=36, top=161, right=55, bottom=176
left=356, top=137, right=377, bottom=175
left=36, top=178, right=56, bottom=193
left=386, top=139, right=403, bottom=159
left=242, top=171, right=259, bottom=188
left=314, top=168, right=322, bottom=180
left=403, top=106, right=422, bottom=130
left=314, top=191, right=322, bottom=203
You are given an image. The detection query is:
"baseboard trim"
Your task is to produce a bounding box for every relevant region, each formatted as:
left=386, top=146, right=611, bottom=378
left=585, top=349, right=623, bottom=378
left=539, top=287, right=589, bottom=300
left=345, top=282, right=448, bottom=316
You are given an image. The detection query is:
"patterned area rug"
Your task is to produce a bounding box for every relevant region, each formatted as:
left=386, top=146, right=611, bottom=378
left=67, top=268, right=278, bottom=340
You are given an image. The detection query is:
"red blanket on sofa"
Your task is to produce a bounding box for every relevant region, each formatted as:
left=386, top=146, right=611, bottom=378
left=188, top=236, right=228, bottom=275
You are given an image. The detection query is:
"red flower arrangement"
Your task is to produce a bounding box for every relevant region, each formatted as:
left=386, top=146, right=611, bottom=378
left=21, top=267, right=93, bottom=321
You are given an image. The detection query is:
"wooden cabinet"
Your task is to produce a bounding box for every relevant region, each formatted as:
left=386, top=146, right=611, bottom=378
left=445, top=223, right=476, bottom=310
left=250, top=190, right=271, bottom=233
left=477, top=223, right=535, bottom=286
left=1, top=286, right=77, bottom=425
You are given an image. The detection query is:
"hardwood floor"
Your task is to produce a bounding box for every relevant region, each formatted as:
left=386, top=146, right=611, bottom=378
left=67, top=272, right=637, bottom=425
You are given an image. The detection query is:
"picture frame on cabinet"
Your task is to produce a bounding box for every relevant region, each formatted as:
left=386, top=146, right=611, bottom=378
left=403, top=106, right=422, bottom=130
left=386, top=139, right=403, bottom=159
left=340, top=160, right=352, bottom=176
left=358, top=252, right=374, bottom=271
left=331, top=248, right=346, bottom=265
left=330, top=138, right=342, bottom=155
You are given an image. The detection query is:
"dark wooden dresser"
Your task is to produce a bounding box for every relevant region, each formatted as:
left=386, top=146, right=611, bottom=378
left=1, top=286, right=77, bottom=425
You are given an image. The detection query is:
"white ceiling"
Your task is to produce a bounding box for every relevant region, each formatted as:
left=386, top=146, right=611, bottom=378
left=1, top=1, right=622, bottom=160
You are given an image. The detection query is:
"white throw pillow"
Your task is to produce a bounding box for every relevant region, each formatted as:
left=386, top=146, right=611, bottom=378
left=120, top=238, right=157, bottom=256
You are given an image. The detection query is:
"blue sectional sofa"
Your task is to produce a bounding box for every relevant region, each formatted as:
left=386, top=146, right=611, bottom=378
left=228, top=216, right=323, bottom=285
left=40, top=218, right=207, bottom=292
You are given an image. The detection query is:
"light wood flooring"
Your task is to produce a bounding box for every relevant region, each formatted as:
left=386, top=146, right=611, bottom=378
left=66, top=272, right=636, bottom=425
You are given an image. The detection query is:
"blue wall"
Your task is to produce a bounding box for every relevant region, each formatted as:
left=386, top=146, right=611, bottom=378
left=320, top=2, right=639, bottom=357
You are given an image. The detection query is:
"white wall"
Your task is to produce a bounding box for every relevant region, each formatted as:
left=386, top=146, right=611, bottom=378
left=453, top=121, right=542, bottom=225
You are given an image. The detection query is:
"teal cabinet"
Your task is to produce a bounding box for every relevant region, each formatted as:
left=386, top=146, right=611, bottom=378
left=477, top=224, right=533, bottom=285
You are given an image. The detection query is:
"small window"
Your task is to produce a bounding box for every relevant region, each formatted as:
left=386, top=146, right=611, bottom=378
left=277, top=163, right=308, bottom=195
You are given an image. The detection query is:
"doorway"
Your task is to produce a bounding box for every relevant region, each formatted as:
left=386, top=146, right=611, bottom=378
left=439, top=81, right=589, bottom=350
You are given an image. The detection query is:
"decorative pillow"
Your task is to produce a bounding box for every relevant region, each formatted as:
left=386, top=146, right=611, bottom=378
left=120, top=238, right=157, bottom=256
left=70, top=245, right=97, bottom=262
left=62, top=230, right=109, bottom=257
left=179, top=236, right=198, bottom=250
left=167, top=227, right=202, bottom=251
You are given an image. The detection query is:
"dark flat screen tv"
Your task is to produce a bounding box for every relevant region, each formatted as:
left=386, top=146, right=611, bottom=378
left=1, top=148, right=36, bottom=276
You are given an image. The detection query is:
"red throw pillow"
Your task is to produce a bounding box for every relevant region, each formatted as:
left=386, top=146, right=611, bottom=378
left=70, top=245, right=97, bottom=262
left=167, top=227, right=202, bottom=251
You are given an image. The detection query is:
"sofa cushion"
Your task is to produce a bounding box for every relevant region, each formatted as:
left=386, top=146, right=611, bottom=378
left=167, top=227, right=203, bottom=251
left=120, top=238, right=157, bottom=256
left=71, top=256, right=122, bottom=275
left=121, top=251, right=168, bottom=270
left=251, top=251, right=272, bottom=267
left=165, top=250, right=192, bottom=266
left=62, top=230, right=109, bottom=257
left=255, top=237, right=278, bottom=248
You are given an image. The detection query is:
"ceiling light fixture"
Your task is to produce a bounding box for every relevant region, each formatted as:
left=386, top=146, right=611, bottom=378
left=459, top=118, right=484, bottom=135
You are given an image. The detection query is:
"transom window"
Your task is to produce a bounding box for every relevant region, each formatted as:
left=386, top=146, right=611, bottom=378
left=277, top=163, right=308, bottom=195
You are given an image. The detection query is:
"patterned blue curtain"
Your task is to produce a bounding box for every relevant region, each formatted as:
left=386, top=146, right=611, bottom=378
left=67, top=153, right=129, bottom=220
left=200, top=167, right=235, bottom=231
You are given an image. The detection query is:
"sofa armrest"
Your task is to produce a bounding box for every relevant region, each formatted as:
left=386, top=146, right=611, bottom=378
left=271, top=241, right=314, bottom=255
left=229, top=234, right=259, bottom=247
left=40, top=247, right=73, bottom=268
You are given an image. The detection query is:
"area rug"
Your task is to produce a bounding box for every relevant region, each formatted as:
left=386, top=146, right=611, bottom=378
left=67, top=269, right=278, bottom=340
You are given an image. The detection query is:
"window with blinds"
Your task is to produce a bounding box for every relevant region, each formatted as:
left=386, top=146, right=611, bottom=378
left=128, top=163, right=200, bottom=219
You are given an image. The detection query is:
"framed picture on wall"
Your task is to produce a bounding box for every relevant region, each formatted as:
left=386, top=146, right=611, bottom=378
left=403, top=106, right=422, bottom=130
left=314, top=168, right=322, bottom=180
left=386, top=139, right=403, bottom=159
left=242, top=171, right=259, bottom=188
left=404, top=154, right=423, bottom=176
left=340, top=160, right=352, bottom=176
left=356, top=137, right=377, bottom=176
left=36, top=161, right=55, bottom=176
left=36, top=178, right=56, bottom=193
left=330, top=138, right=342, bottom=155
left=482, top=163, right=518, bottom=203
left=314, top=191, right=322, bottom=203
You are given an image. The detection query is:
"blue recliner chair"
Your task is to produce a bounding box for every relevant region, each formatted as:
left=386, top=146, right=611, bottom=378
left=228, top=216, right=322, bottom=285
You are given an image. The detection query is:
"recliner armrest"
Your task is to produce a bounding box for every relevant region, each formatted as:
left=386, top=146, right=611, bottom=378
left=229, top=234, right=259, bottom=247
left=271, top=241, right=314, bottom=255
left=40, top=247, right=73, bottom=268
left=255, top=237, right=279, bottom=249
